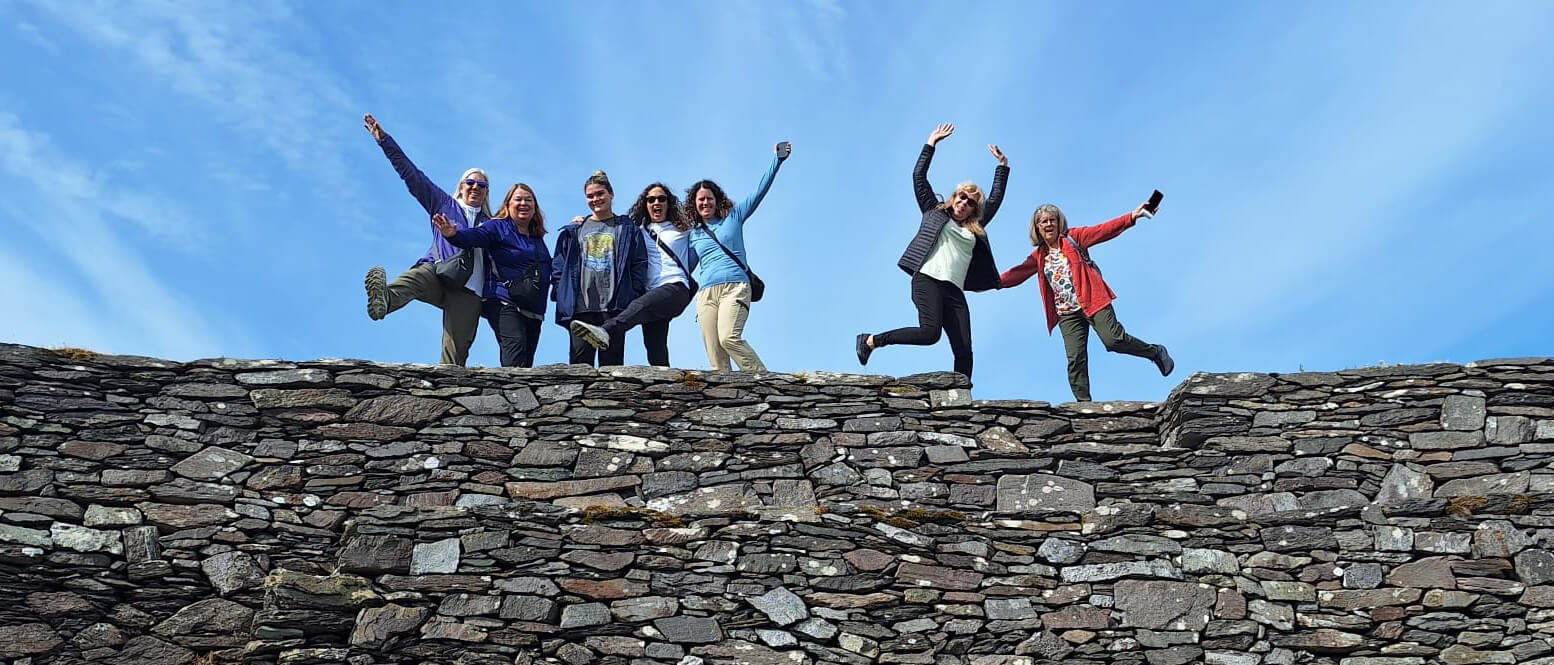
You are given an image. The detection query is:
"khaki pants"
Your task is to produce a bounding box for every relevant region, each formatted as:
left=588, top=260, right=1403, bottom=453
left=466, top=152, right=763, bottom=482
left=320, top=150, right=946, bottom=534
left=385, top=263, right=482, bottom=366
left=1057, top=305, right=1156, bottom=401
left=695, top=282, right=765, bottom=371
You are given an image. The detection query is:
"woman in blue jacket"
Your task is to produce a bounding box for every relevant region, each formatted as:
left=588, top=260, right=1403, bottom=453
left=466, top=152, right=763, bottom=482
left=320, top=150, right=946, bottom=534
left=361, top=113, right=492, bottom=366
left=430, top=183, right=552, bottom=368
left=685, top=141, right=792, bottom=372
left=550, top=172, right=650, bottom=367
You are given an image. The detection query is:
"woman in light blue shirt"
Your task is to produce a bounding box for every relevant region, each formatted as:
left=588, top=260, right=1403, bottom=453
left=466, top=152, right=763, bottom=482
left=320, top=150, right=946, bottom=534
left=684, top=141, right=791, bottom=371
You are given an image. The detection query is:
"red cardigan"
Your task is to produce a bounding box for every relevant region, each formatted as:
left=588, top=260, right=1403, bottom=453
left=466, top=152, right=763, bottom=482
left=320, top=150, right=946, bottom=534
left=999, top=212, right=1136, bottom=333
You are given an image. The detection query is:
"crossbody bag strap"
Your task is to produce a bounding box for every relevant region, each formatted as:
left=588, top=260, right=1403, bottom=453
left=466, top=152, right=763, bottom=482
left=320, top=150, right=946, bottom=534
left=697, top=221, right=756, bottom=279
left=644, top=223, right=693, bottom=277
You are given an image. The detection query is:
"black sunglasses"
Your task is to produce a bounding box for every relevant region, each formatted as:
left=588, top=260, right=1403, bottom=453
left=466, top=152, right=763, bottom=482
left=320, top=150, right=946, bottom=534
left=645, top=195, right=670, bottom=204
left=462, top=179, right=488, bottom=189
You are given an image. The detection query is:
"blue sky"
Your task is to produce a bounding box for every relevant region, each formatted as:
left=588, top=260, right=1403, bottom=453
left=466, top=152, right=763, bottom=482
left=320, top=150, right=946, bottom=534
left=2, top=1, right=1551, bottom=402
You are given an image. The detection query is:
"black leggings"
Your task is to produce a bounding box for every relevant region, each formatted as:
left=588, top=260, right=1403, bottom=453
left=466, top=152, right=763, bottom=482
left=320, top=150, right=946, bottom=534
left=603, top=282, right=693, bottom=367
left=873, top=272, right=973, bottom=378
left=482, top=301, right=542, bottom=368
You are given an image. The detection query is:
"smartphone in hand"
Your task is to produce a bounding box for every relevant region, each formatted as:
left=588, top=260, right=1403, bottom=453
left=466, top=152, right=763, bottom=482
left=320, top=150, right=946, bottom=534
left=1144, top=189, right=1164, bottom=215
left=776, top=141, right=792, bottom=160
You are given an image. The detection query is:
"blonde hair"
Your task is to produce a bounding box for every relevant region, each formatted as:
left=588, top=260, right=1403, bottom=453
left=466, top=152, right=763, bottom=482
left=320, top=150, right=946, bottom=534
left=1029, top=204, right=1069, bottom=247
left=455, top=167, right=494, bottom=217
left=493, top=183, right=547, bottom=237
left=937, top=181, right=986, bottom=236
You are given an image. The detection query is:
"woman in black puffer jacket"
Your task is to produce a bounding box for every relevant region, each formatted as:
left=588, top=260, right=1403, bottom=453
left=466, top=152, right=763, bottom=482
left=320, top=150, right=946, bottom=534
left=855, top=123, right=1010, bottom=383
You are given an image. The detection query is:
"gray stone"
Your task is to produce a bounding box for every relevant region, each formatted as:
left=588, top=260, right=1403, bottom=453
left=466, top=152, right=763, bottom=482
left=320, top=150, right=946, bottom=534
left=50, top=523, right=122, bottom=554
left=201, top=551, right=264, bottom=595
left=350, top=604, right=430, bottom=648
left=1375, top=464, right=1433, bottom=504
left=1343, top=563, right=1384, bottom=589
left=610, top=596, right=677, bottom=622
left=1061, top=560, right=1182, bottom=583
left=1181, top=548, right=1239, bottom=574
left=0, top=623, right=63, bottom=658
left=1039, top=537, right=1086, bottom=564
left=1488, top=415, right=1536, bottom=444
left=1473, top=520, right=1530, bottom=558
left=1441, top=395, right=1487, bottom=430
left=748, top=586, right=808, bottom=626
left=560, top=602, right=611, bottom=628
left=1436, top=472, right=1530, bottom=496
left=234, top=369, right=330, bottom=386
left=500, top=595, right=557, bottom=621
left=1412, top=430, right=1486, bottom=450
left=654, top=615, right=724, bottom=643
left=338, top=534, right=413, bottom=574
left=151, top=598, right=254, bottom=647
left=1249, top=599, right=1294, bottom=631
left=1416, top=531, right=1473, bottom=554
left=1092, top=534, right=1181, bottom=556
left=997, top=474, right=1096, bottom=513
left=168, top=446, right=255, bottom=480
left=412, top=538, right=461, bottom=574
left=344, top=394, right=452, bottom=426
left=647, top=483, right=762, bottom=516
left=684, top=403, right=769, bottom=426
left=986, top=598, right=1037, bottom=620
left=438, top=593, right=500, bottom=616
left=1516, top=549, right=1554, bottom=585
left=453, top=394, right=510, bottom=415
left=1115, top=580, right=1216, bottom=630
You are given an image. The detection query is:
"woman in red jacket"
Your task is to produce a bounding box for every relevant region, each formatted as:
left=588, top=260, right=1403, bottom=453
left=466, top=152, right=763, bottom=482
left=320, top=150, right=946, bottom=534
left=1000, top=202, right=1174, bottom=401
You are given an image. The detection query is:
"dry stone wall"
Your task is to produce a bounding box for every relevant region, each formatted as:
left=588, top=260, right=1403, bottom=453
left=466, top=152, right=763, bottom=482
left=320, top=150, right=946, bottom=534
left=2, top=343, right=1554, bottom=665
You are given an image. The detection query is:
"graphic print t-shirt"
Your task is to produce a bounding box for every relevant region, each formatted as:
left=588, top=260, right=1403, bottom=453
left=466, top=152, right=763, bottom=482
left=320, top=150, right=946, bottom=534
left=577, top=216, right=617, bottom=313
left=1042, top=246, right=1081, bottom=315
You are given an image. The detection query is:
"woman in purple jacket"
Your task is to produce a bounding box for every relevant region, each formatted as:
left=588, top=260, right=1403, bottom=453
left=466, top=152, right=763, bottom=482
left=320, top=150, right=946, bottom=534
left=431, top=183, right=553, bottom=368
left=362, top=114, right=492, bottom=366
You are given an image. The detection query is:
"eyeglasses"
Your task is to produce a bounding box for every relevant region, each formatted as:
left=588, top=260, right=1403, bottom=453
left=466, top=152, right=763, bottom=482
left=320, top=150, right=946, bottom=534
left=463, top=179, right=489, bottom=189
left=645, top=195, right=669, bottom=204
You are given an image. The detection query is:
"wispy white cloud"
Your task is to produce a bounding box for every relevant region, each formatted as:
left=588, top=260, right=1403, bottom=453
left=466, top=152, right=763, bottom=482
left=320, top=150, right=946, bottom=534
left=12, top=20, right=59, bottom=54
left=0, top=112, right=246, bottom=359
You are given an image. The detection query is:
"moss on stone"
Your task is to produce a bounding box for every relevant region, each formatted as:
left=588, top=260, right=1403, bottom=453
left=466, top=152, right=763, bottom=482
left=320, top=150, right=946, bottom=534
left=674, top=371, right=707, bottom=390
left=1445, top=495, right=1488, bottom=518
left=859, top=504, right=966, bottom=528
left=581, top=505, right=684, bottom=527
left=48, top=347, right=104, bottom=362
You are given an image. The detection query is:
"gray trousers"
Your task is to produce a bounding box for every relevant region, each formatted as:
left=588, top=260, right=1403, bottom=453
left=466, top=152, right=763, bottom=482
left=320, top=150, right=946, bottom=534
left=386, top=263, right=482, bottom=366
left=1057, top=305, right=1155, bottom=401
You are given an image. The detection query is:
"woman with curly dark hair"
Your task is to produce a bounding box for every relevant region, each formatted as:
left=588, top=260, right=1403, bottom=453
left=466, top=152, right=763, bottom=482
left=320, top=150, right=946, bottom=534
left=684, top=141, right=792, bottom=371
left=568, top=183, right=697, bottom=366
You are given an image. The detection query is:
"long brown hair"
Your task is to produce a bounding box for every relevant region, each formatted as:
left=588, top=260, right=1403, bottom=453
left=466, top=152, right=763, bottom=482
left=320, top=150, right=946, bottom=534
left=631, top=183, right=691, bottom=232
left=492, top=183, right=547, bottom=237
left=936, top=181, right=987, bottom=236
left=683, top=180, right=734, bottom=224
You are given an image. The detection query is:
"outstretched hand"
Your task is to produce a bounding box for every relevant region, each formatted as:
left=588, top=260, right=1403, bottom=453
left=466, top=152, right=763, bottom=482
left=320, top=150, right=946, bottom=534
left=989, top=144, right=1007, bottom=167
left=927, top=123, right=954, bottom=146
left=1131, top=204, right=1155, bottom=221
left=363, top=114, right=384, bottom=141
left=431, top=212, right=458, bottom=238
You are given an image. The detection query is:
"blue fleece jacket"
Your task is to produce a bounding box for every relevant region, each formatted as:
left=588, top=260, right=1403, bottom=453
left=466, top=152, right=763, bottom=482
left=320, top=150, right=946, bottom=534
left=444, top=219, right=553, bottom=312
left=375, top=133, right=489, bottom=266
left=549, top=215, right=650, bottom=326
left=687, top=155, right=782, bottom=290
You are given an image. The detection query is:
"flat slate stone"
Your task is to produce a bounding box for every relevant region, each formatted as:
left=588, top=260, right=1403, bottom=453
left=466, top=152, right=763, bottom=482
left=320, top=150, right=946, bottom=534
left=997, top=474, right=1096, bottom=513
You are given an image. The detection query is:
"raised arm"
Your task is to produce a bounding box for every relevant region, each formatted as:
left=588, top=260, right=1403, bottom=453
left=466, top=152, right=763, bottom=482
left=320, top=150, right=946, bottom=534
left=432, top=213, right=502, bottom=249
left=729, top=141, right=791, bottom=223
left=365, top=113, right=452, bottom=215
left=981, top=144, right=1011, bottom=225
left=999, top=251, right=1043, bottom=289
left=914, top=123, right=954, bottom=213
left=1069, top=209, right=1145, bottom=248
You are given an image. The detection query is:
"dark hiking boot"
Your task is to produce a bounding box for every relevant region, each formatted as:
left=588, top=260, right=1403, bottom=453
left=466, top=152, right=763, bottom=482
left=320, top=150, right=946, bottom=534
left=1152, top=344, right=1175, bottom=377
left=365, top=267, right=388, bottom=321
left=856, top=334, right=873, bottom=366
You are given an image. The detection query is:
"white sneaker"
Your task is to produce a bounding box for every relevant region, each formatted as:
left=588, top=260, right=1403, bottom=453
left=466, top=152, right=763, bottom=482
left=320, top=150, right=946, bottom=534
left=569, top=320, right=610, bottom=350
